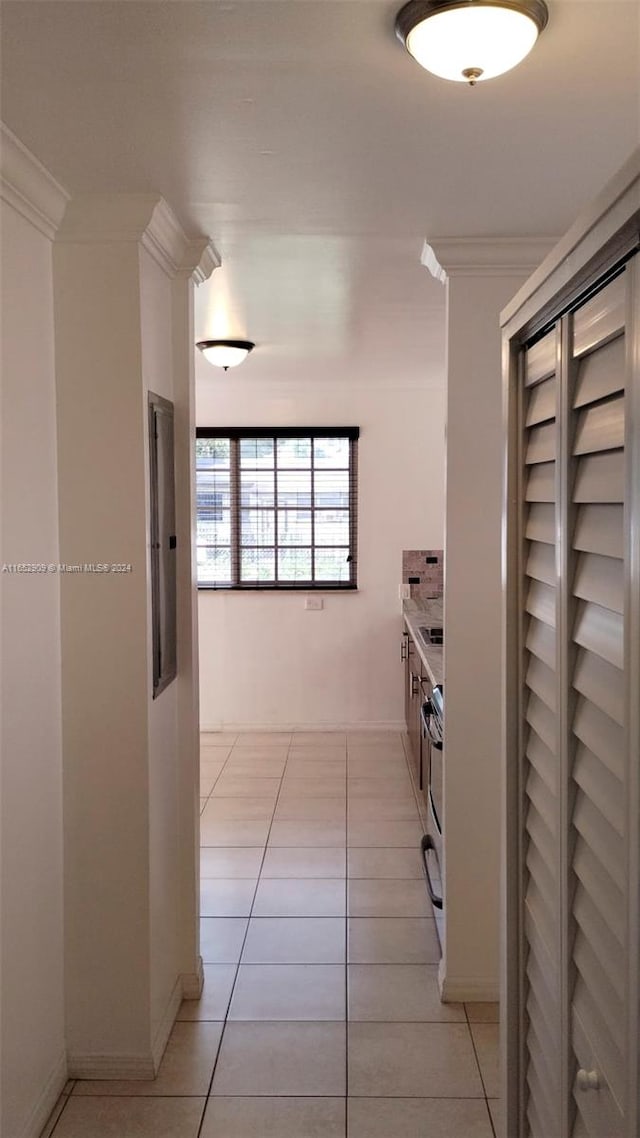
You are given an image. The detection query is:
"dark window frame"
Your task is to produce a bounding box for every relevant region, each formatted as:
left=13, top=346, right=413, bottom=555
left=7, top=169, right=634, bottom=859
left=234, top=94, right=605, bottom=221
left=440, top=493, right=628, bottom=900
left=196, top=427, right=359, bottom=591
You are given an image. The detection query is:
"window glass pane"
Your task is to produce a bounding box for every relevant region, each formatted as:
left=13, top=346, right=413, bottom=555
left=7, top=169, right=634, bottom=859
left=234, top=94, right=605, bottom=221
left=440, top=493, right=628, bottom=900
left=314, top=470, right=349, bottom=508
left=277, top=470, right=311, bottom=508
left=277, top=510, right=312, bottom=546
left=315, top=548, right=351, bottom=582
left=277, top=437, right=311, bottom=468
left=197, top=546, right=231, bottom=585
left=196, top=470, right=231, bottom=511
left=240, top=438, right=274, bottom=467
left=241, top=509, right=275, bottom=547
left=314, top=437, right=349, bottom=467
left=241, top=470, right=275, bottom=508
left=196, top=433, right=356, bottom=588
left=278, top=548, right=312, bottom=581
left=198, top=510, right=231, bottom=546
left=314, top=510, right=349, bottom=546
left=196, top=437, right=231, bottom=466
left=241, top=548, right=275, bottom=582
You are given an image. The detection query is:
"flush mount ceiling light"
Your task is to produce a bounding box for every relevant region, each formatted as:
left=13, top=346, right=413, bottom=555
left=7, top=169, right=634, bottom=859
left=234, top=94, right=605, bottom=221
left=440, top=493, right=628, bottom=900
left=196, top=339, right=255, bottom=371
left=395, top=0, right=549, bottom=84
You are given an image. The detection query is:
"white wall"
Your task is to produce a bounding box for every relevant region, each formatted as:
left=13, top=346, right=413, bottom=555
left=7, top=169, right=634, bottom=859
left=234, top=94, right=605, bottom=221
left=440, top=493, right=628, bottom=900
left=139, top=245, right=181, bottom=1047
left=0, top=195, right=66, bottom=1133
left=197, top=375, right=445, bottom=729
left=434, top=246, right=551, bottom=1002
left=53, top=196, right=210, bottom=1076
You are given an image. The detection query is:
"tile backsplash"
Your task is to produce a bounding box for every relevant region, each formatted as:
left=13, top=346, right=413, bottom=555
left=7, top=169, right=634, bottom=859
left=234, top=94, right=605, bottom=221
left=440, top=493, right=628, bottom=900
left=402, top=549, right=444, bottom=601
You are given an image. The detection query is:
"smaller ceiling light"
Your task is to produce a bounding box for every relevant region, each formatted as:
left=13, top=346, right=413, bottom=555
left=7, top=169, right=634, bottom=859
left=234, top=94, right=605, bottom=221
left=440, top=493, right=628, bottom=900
left=196, top=339, right=255, bottom=371
left=395, top=0, right=549, bottom=85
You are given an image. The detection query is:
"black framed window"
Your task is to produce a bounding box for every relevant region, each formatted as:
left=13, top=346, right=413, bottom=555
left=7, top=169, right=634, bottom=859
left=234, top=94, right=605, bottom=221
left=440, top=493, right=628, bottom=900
left=196, top=428, right=359, bottom=589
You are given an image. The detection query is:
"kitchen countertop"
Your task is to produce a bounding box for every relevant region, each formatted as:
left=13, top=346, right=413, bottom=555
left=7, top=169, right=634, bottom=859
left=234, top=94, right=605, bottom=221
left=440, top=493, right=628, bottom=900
left=403, top=598, right=444, bottom=687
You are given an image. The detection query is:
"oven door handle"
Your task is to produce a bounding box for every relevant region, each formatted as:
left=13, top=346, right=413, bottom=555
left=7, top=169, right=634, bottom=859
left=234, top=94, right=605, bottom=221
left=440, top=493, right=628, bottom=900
left=421, top=702, right=443, bottom=750
left=421, top=834, right=443, bottom=910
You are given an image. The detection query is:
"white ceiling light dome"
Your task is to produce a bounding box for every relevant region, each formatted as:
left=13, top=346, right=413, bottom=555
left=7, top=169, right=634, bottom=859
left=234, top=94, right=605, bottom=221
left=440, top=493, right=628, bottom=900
left=395, top=0, right=549, bottom=85
left=196, top=339, right=255, bottom=371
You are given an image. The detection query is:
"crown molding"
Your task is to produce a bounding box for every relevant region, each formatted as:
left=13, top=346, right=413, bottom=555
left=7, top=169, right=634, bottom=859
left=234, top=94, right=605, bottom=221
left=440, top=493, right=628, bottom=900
left=56, top=192, right=220, bottom=281
left=421, top=236, right=558, bottom=280
left=182, top=239, right=221, bottom=285
left=0, top=122, right=69, bottom=240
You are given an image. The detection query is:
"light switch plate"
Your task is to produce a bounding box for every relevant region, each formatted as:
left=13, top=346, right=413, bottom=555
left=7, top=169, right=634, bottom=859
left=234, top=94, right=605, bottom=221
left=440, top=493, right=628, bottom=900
left=305, top=596, right=323, bottom=610
left=398, top=583, right=411, bottom=600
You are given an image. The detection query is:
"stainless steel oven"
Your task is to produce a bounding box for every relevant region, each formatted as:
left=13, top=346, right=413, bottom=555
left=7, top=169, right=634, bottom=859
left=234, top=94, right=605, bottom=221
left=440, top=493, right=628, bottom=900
left=421, top=684, right=444, bottom=932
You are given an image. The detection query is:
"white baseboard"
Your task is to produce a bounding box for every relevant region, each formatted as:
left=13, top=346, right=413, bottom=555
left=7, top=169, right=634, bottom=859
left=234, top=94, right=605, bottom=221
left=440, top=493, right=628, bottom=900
left=181, top=956, right=204, bottom=1000
left=18, top=1050, right=67, bottom=1138
left=67, top=1052, right=156, bottom=1080
left=151, top=975, right=183, bottom=1072
left=67, top=968, right=199, bottom=1083
left=438, top=966, right=499, bottom=1003
left=200, top=720, right=407, bottom=733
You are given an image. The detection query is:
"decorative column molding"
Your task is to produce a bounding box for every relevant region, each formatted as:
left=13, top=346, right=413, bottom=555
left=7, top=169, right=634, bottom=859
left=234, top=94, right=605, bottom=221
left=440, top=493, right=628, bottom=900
left=56, top=192, right=220, bottom=282
left=0, top=122, right=69, bottom=239
left=422, top=236, right=558, bottom=280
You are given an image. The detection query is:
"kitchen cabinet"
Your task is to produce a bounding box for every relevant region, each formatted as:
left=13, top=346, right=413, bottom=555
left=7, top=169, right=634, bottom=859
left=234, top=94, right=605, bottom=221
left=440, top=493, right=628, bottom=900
left=403, top=620, right=434, bottom=792
left=403, top=627, right=420, bottom=785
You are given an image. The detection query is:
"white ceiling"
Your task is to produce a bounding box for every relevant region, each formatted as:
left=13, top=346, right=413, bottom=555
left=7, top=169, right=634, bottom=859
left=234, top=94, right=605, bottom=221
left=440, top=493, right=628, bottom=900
left=2, top=1, right=639, bottom=387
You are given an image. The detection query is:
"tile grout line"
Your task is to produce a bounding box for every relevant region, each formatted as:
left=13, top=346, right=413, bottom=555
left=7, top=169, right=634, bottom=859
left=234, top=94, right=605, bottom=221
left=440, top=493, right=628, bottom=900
left=196, top=734, right=288, bottom=1137
left=345, top=737, right=349, bottom=1137
left=464, top=1002, right=497, bottom=1138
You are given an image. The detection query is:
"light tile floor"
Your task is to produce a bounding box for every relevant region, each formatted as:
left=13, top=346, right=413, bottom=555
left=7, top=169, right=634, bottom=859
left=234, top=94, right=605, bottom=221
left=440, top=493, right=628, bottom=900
left=42, top=730, right=500, bottom=1137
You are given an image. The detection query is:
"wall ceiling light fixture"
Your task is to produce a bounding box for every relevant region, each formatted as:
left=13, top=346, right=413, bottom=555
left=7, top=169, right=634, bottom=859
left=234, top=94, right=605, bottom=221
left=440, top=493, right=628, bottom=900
left=196, top=339, right=255, bottom=371
left=395, top=0, right=549, bottom=85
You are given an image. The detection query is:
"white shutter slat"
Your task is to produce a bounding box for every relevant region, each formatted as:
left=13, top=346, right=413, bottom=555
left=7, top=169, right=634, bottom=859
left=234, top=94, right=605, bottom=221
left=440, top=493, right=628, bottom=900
left=573, top=273, right=625, bottom=359
left=573, top=332, right=625, bottom=408
left=573, top=599, right=623, bottom=669
left=525, top=329, right=556, bottom=386
left=526, top=542, right=555, bottom=586
left=574, top=395, right=625, bottom=456
left=525, top=503, right=555, bottom=544
left=526, top=461, right=555, bottom=502
left=573, top=743, right=623, bottom=836
left=573, top=698, right=624, bottom=781
left=525, top=421, right=556, bottom=464
left=573, top=887, right=625, bottom=1004
left=525, top=912, right=559, bottom=1033
left=526, top=692, right=557, bottom=754
left=526, top=616, right=555, bottom=669
left=525, top=655, right=556, bottom=714
left=573, top=449, right=624, bottom=504
left=573, top=504, right=624, bottom=558
left=573, top=647, right=624, bottom=727
left=526, top=802, right=557, bottom=877
left=574, top=936, right=625, bottom=1066
left=573, top=837, right=625, bottom=948
left=527, top=1040, right=560, bottom=1138
left=526, top=732, right=556, bottom=795
left=525, top=374, right=556, bottom=426
left=573, top=793, right=625, bottom=892
left=526, top=764, right=557, bottom=833
left=572, top=1009, right=625, bottom=1138
left=573, top=977, right=625, bottom=1109
left=525, top=580, right=556, bottom=627
left=573, top=551, right=624, bottom=613
left=525, top=852, right=556, bottom=952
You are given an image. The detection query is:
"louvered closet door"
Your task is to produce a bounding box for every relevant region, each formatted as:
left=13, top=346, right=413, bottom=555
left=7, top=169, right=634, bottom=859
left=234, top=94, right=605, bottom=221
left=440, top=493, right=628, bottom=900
left=569, top=274, right=627, bottom=1138
left=522, top=327, right=563, bottom=1138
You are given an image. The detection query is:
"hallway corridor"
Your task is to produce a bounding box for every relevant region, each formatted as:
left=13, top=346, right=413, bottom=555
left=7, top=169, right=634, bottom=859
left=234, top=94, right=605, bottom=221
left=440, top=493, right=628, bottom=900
left=42, top=732, right=500, bottom=1137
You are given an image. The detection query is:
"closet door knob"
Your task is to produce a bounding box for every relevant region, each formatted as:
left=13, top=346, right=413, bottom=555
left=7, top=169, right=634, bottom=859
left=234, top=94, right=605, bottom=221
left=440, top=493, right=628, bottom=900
left=577, top=1069, right=600, bottom=1092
